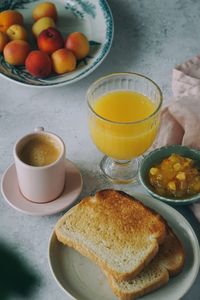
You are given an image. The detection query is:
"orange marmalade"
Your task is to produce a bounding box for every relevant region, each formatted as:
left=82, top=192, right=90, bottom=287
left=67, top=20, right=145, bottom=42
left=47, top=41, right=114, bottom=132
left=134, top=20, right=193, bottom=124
left=149, top=153, right=200, bottom=198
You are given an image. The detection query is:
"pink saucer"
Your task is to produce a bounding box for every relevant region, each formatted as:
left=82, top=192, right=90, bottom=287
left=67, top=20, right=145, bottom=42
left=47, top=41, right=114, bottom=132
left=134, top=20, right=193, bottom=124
left=1, top=160, right=83, bottom=216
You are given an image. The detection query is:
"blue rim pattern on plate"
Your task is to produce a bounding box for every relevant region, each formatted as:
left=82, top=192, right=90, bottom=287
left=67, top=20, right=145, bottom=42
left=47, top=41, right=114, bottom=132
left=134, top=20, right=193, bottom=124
left=0, top=0, right=114, bottom=87
left=65, top=0, right=97, bottom=19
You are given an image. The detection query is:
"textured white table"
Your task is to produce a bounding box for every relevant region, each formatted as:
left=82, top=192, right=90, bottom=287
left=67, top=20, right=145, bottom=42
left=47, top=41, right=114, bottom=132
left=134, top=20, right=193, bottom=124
left=0, top=0, right=200, bottom=299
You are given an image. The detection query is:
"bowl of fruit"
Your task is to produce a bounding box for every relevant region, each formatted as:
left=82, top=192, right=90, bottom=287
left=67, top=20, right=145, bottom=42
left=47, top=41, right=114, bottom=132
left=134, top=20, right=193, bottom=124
left=139, top=145, right=200, bottom=205
left=0, top=0, right=113, bottom=87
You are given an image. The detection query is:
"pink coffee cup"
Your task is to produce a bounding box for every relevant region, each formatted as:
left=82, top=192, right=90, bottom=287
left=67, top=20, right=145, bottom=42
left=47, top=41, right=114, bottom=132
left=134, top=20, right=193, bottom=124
left=13, top=127, right=66, bottom=203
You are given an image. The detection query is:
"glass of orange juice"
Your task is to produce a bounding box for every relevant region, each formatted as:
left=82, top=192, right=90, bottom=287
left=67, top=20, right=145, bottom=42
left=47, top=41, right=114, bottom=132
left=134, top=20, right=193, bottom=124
left=87, top=72, right=163, bottom=183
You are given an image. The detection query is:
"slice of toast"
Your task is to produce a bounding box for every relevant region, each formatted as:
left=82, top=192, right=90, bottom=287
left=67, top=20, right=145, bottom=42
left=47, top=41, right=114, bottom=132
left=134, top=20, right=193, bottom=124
left=55, top=189, right=167, bottom=281
left=105, top=227, right=185, bottom=300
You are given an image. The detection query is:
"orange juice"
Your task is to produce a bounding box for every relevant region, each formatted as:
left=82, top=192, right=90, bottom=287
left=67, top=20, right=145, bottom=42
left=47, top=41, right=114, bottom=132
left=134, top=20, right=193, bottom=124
left=89, top=90, right=159, bottom=160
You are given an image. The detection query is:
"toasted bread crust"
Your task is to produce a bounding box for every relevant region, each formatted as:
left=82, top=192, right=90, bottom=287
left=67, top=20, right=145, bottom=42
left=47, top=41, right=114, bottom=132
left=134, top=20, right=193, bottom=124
left=105, top=226, right=185, bottom=300
left=158, top=227, right=185, bottom=276
left=107, top=270, right=169, bottom=300
left=56, top=225, right=160, bottom=281
left=55, top=190, right=167, bottom=281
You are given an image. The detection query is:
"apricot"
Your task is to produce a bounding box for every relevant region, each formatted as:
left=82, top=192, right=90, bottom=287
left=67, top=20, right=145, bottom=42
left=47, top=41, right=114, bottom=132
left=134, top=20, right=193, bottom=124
left=32, top=2, right=57, bottom=22
left=0, top=10, right=23, bottom=33
left=65, top=32, right=89, bottom=60
left=0, top=32, right=9, bottom=52
left=51, top=48, right=76, bottom=74
left=25, top=50, right=52, bottom=78
left=7, top=24, right=27, bottom=41
left=3, top=40, right=30, bottom=66
left=37, top=27, right=64, bottom=55
left=32, top=17, right=55, bottom=38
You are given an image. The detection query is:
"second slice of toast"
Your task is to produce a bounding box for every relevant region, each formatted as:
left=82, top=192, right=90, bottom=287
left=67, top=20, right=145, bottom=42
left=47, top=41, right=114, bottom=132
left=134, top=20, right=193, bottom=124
left=105, top=227, right=185, bottom=300
left=55, top=189, right=167, bottom=281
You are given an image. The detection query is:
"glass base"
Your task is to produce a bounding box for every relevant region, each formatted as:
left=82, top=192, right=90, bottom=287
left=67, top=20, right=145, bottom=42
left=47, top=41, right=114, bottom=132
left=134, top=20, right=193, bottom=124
left=100, top=156, right=139, bottom=184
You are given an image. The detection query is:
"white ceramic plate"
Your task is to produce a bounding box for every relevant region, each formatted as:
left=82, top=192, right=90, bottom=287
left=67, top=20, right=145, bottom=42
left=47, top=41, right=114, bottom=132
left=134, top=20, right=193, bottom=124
left=48, top=192, right=200, bottom=300
left=0, top=0, right=113, bottom=87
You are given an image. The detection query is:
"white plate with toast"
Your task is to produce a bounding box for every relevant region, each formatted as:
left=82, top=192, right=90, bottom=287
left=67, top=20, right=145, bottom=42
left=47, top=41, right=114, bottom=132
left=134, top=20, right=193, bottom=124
left=48, top=192, right=200, bottom=300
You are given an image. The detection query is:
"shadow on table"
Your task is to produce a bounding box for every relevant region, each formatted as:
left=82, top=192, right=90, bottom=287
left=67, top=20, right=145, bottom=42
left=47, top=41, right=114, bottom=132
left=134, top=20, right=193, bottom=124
left=0, top=241, right=39, bottom=300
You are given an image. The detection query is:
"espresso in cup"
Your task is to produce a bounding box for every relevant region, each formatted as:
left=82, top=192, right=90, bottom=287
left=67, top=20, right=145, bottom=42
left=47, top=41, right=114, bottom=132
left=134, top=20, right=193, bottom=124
left=14, top=128, right=66, bottom=203
left=18, top=135, right=61, bottom=167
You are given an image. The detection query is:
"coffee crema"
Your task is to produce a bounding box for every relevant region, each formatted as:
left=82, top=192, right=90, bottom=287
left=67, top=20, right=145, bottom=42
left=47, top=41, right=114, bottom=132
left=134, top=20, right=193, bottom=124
left=18, top=135, right=61, bottom=167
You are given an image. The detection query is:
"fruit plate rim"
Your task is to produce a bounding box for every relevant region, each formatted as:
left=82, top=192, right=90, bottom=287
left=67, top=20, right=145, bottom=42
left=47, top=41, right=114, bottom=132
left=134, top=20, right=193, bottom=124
left=0, top=0, right=114, bottom=87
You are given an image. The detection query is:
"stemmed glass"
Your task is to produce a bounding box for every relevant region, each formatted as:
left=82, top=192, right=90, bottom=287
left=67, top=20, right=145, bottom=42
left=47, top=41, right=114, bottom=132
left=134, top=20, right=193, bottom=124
left=87, top=72, right=163, bottom=183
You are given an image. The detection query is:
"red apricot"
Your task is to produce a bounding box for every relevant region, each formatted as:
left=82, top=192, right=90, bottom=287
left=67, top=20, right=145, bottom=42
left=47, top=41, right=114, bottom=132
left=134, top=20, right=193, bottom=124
left=32, top=2, right=57, bottom=22
left=25, top=50, right=52, bottom=78
left=3, top=40, right=30, bottom=66
left=51, top=48, right=76, bottom=74
left=65, top=32, right=89, bottom=60
left=37, top=27, right=64, bottom=55
left=0, top=10, right=24, bottom=33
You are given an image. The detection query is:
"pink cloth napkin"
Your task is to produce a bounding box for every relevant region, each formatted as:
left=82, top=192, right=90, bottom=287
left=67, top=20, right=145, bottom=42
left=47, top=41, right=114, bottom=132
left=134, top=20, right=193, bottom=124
left=155, top=56, right=200, bottom=221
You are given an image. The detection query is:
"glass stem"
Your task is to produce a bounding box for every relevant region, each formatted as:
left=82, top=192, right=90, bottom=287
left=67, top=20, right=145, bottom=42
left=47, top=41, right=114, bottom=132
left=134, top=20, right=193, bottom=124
left=113, top=159, right=132, bottom=166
